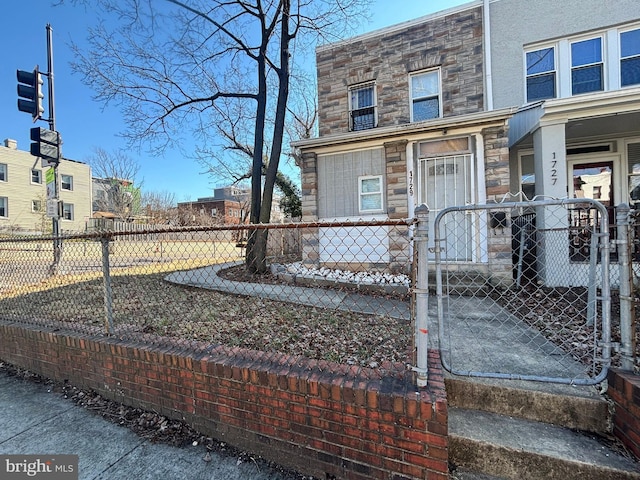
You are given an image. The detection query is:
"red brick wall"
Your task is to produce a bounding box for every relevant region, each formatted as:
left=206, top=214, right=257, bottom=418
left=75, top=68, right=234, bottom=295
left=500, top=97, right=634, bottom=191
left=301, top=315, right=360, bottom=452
left=608, top=368, right=640, bottom=459
left=0, top=321, right=448, bottom=480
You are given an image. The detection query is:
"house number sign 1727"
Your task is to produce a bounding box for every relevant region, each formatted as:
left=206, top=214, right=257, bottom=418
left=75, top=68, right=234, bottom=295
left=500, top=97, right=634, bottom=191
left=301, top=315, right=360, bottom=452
left=551, top=152, right=558, bottom=185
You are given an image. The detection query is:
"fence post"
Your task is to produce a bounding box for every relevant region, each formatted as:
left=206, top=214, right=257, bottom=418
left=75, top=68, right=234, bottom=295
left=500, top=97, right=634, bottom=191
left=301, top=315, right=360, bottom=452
left=413, top=204, right=430, bottom=387
left=617, top=203, right=635, bottom=371
left=101, top=235, right=115, bottom=335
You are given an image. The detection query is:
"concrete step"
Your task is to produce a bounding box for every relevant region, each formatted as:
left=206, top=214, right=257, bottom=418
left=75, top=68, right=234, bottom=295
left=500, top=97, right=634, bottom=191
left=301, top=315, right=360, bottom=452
left=445, top=374, right=610, bottom=433
left=449, top=408, right=640, bottom=480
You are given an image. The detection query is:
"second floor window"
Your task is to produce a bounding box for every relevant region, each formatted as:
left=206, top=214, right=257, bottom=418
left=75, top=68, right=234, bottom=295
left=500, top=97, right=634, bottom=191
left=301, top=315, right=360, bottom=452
left=410, top=70, right=441, bottom=122
left=0, top=197, right=7, bottom=217
left=0, top=163, right=7, bottom=182
left=349, top=83, right=376, bottom=131
left=621, top=28, right=640, bottom=87
left=571, top=37, right=604, bottom=95
left=526, top=47, right=556, bottom=102
left=61, top=174, right=73, bottom=191
left=31, top=169, right=42, bottom=184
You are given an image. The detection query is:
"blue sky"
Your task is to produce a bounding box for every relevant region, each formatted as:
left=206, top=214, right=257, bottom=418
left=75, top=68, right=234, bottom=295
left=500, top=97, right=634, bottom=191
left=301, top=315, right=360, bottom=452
left=0, top=0, right=469, bottom=201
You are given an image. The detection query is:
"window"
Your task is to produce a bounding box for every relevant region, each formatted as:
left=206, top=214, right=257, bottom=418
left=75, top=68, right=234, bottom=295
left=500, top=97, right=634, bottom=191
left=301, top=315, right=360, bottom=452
left=62, top=203, right=74, bottom=221
left=571, top=37, right=603, bottom=94
left=526, top=47, right=556, bottom=102
left=31, top=169, right=42, bottom=184
left=621, top=28, right=640, bottom=87
left=32, top=200, right=42, bottom=212
left=358, top=175, right=383, bottom=213
left=211, top=208, right=217, bottom=216
left=349, top=83, right=376, bottom=131
left=0, top=163, right=7, bottom=182
left=410, top=70, right=441, bottom=121
left=0, top=197, right=7, bottom=217
left=61, top=174, right=73, bottom=191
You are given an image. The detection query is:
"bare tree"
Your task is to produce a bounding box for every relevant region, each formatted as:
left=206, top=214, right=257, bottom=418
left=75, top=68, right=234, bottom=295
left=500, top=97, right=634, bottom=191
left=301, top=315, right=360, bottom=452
left=69, top=0, right=371, bottom=272
left=86, top=147, right=143, bottom=221
left=140, top=190, right=176, bottom=224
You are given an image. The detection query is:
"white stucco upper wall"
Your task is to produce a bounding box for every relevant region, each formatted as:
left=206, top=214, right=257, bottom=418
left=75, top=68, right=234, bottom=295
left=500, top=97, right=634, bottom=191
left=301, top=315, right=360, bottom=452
left=489, top=0, right=640, bottom=109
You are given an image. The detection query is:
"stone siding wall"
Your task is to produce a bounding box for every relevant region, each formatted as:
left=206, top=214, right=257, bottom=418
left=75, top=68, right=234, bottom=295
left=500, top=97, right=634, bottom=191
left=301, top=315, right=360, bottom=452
left=316, top=6, right=484, bottom=136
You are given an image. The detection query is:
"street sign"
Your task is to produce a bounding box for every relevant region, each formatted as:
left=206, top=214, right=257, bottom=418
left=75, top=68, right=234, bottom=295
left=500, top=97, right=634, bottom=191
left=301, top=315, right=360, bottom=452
left=46, top=199, right=59, bottom=218
left=45, top=167, right=56, bottom=201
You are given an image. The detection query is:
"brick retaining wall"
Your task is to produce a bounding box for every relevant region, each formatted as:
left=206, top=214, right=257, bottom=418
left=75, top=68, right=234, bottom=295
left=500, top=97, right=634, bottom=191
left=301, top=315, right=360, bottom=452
left=0, top=320, right=448, bottom=480
left=608, top=368, right=640, bottom=460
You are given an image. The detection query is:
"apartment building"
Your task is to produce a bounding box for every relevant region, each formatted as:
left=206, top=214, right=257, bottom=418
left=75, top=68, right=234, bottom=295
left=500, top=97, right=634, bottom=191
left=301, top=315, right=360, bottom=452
left=0, top=138, right=92, bottom=234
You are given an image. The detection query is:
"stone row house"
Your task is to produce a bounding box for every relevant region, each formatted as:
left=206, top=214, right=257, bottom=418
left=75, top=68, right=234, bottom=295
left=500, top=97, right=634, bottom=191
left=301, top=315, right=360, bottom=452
left=292, top=0, right=640, bottom=286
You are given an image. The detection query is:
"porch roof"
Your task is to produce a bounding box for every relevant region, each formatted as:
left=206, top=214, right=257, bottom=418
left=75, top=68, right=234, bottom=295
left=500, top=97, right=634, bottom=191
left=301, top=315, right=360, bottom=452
left=291, top=106, right=517, bottom=154
left=509, top=86, right=640, bottom=148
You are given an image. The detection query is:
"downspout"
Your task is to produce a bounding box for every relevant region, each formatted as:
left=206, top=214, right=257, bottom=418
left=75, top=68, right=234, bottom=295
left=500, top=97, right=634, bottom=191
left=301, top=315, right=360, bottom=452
left=483, top=0, right=494, bottom=111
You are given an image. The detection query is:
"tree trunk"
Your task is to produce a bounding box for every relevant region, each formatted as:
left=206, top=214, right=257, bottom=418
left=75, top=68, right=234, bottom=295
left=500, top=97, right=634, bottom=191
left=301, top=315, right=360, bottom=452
left=246, top=23, right=271, bottom=273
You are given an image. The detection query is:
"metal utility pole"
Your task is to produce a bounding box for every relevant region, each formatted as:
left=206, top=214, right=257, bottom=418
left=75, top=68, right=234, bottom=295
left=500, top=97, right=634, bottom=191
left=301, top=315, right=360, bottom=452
left=46, top=24, right=62, bottom=273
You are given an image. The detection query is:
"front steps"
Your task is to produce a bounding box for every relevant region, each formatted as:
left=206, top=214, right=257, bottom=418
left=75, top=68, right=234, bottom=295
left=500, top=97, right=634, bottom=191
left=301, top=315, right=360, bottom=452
left=446, top=375, right=640, bottom=480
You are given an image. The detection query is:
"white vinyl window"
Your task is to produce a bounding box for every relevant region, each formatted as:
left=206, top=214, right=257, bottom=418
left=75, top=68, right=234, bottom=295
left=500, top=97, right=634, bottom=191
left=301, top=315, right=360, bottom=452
left=61, top=174, right=73, bottom=191
left=31, top=169, right=42, bottom=184
left=0, top=197, right=7, bottom=217
left=349, top=83, right=377, bottom=131
left=32, top=200, right=42, bottom=212
left=410, top=70, right=441, bottom=121
left=62, top=203, right=74, bottom=220
left=571, top=37, right=604, bottom=94
left=358, top=175, right=384, bottom=213
left=621, top=28, right=640, bottom=87
left=526, top=47, right=556, bottom=102
left=0, top=163, right=7, bottom=182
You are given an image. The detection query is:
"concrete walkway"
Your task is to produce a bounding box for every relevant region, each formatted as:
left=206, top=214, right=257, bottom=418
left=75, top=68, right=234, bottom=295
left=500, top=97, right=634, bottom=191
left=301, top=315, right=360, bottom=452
left=0, top=370, right=301, bottom=480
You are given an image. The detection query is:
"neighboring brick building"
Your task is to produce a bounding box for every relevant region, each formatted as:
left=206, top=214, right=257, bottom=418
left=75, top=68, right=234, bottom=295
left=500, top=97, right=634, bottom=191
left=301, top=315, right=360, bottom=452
left=177, top=186, right=285, bottom=225
left=293, top=2, right=514, bottom=278
left=177, top=197, right=246, bottom=225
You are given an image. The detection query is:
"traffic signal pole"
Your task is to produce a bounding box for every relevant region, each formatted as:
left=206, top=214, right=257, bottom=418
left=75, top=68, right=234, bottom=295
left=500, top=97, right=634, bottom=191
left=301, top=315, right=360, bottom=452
left=45, top=24, right=62, bottom=274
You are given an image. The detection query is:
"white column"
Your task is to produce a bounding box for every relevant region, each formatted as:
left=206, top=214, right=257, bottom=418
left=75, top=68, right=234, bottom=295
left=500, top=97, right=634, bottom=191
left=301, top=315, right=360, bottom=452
left=533, top=120, right=571, bottom=286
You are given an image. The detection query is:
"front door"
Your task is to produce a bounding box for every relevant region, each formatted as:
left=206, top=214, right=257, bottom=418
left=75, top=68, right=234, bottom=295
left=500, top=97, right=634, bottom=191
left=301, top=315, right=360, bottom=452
left=568, top=160, right=614, bottom=261
left=419, top=154, right=473, bottom=260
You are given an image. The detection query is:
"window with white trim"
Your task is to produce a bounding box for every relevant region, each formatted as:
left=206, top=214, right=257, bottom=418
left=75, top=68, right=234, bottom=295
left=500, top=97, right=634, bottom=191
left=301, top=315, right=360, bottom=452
left=0, top=163, right=7, bottom=182
left=31, top=169, right=42, bottom=184
left=621, top=28, right=640, bottom=87
left=358, top=175, right=384, bottom=213
left=571, top=37, right=604, bottom=94
left=410, top=70, right=441, bottom=121
left=0, top=197, right=7, bottom=217
left=61, top=174, right=73, bottom=191
left=62, top=203, right=74, bottom=221
left=349, top=83, right=376, bottom=131
left=32, top=200, right=42, bottom=212
left=526, top=47, right=556, bottom=102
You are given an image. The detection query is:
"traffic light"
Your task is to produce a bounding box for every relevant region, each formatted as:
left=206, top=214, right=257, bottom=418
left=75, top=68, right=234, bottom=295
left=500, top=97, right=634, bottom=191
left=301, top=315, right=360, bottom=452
left=17, top=67, right=44, bottom=121
left=30, top=127, right=60, bottom=163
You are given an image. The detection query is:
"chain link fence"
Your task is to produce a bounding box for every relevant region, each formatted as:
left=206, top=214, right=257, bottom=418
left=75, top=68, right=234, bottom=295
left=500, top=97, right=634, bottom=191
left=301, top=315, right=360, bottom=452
left=0, top=220, right=413, bottom=371
left=3, top=202, right=637, bottom=385
left=429, top=198, right=613, bottom=385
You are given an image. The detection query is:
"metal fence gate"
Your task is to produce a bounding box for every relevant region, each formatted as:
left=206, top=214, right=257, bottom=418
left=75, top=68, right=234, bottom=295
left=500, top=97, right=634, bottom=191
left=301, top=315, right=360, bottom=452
left=432, top=198, right=612, bottom=385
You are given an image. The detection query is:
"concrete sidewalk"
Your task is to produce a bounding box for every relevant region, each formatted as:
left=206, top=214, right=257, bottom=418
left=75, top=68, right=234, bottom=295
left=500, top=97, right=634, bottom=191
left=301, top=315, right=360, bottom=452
left=0, top=370, right=301, bottom=480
